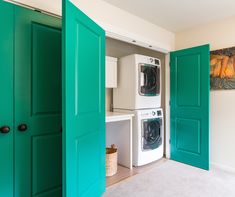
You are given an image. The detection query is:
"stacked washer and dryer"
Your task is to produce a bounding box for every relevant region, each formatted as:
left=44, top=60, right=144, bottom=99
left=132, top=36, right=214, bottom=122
left=113, top=54, right=164, bottom=167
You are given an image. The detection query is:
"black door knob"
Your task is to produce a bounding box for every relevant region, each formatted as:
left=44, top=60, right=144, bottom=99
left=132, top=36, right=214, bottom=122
left=18, top=124, right=28, bottom=132
left=0, top=126, right=10, bottom=134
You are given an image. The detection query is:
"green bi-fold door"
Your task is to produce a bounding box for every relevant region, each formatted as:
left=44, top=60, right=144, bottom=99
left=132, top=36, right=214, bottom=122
left=0, top=1, right=14, bottom=196
left=62, top=0, right=106, bottom=196
left=14, top=6, right=62, bottom=197
left=170, top=45, right=210, bottom=170
left=0, top=1, right=106, bottom=196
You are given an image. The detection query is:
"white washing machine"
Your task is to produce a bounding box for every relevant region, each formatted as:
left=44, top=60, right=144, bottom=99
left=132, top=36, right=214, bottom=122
left=116, top=108, right=164, bottom=166
left=113, top=54, right=161, bottom=110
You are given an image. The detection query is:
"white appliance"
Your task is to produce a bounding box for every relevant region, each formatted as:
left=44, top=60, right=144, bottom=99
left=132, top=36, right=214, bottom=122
left=116, top=108, right=164, bottom=166
left=113, top=54, right=161, bottom=110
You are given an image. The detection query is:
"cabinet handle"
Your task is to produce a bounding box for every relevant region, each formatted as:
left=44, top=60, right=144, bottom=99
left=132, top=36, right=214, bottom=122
left=0, top=126, right=10, bottom=134
left=18, top=124, right=28, bottom=132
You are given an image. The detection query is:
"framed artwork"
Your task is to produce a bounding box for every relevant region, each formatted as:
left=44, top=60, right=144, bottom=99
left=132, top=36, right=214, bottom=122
left=210, top=47, right=235, bottom=90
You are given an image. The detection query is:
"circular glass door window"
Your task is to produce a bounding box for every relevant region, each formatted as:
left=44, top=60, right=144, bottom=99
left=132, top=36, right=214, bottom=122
left=142, top=119, right=162, bottom=150
left=139, top=64, right=160, bottom=96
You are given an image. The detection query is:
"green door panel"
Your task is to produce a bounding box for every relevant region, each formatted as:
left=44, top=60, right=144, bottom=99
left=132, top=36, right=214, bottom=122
left=170, top=45, right=210, bottom=170
left=62, top=1, right=106, bottom=197
left=0, top=1, right=14, bottom=196
left=14, top=6, right=62, bottom=197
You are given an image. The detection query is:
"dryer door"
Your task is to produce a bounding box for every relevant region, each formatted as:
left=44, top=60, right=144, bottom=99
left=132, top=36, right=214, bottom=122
left=142, top=118, right=162, bottom=150
left=139, top=64, right=160, bottom=96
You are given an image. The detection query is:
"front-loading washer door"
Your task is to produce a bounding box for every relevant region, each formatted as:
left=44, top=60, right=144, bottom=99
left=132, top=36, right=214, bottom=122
left=139, top=64, right=160, bottom=96
left=142, top=118, right=162, bottom=150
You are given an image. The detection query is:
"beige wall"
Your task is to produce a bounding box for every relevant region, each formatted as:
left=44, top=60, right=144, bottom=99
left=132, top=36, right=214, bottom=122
left=176, top=16, right=235, bottom=172
left=176, top=16, right=235, bottom=51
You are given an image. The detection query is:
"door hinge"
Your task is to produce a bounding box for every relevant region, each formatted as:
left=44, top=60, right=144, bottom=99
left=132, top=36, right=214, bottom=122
left=169, top=100, right=171, bottom=106
left=169, top=139, right=171, bottom=144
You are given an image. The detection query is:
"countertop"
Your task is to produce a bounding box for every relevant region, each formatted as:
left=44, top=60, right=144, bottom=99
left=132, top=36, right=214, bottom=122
left=106, top=111, right=134, bottom=123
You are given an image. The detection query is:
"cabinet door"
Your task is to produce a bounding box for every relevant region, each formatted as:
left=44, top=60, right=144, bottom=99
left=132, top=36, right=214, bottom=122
left=62, top=1, right=106, bottom=197
left=0, top=1, right=14, bottom=196
left=14, top=6, right=62, bottom=197
left=170, top=45, right=210, bottom=170
left=106, top=56, right=117, bottom=88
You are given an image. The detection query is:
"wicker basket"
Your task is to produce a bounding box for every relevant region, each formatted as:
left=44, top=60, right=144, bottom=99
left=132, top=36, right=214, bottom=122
left=106, top=144, right=118, bottom=177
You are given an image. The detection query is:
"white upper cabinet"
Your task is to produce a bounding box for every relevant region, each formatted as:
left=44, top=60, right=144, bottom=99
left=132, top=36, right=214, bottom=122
left=106, top=56, right=117, bottom=88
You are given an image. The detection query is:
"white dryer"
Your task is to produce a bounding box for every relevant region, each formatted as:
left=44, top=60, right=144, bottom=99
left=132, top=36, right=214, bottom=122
left=116, top=108, right=164, bottom=166
left=113, top=54, right=161, bottom=110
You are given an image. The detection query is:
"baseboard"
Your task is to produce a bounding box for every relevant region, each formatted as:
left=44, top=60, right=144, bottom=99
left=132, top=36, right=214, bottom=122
left=211, top=162, right=235, bottom=174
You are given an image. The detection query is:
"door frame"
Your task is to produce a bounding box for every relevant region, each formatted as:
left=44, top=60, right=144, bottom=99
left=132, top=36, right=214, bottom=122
left=165, top=54, right=171, bottom=158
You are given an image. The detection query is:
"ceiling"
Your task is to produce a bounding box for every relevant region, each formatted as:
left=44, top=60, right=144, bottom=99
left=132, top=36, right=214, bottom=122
left=103, top=0, right=235, bottom=32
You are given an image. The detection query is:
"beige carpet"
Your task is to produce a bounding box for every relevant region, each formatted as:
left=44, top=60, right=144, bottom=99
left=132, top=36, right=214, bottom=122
left=103, top=160, right=235, bottom=197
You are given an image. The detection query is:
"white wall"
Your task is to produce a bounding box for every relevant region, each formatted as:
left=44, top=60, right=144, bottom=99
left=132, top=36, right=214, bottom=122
left=10, top=0, right=175, bottom=52
left=175, top=16, right=235, bottom=172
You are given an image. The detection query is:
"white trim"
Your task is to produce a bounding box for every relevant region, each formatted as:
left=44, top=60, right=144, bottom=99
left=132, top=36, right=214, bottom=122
left=165, top=54, right=170, bottom=158
left=95, top=20, right=172, bottom=54
left=4, top=0, right=61, bottom=18
left=211, top=162, right=235, bottom=174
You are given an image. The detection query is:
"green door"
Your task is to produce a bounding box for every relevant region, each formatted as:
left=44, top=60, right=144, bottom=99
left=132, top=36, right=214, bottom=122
left=62, top=1, right=105, bottom=197
left=0, top=1, right=14, bottom=196
left=170, top=45, right=210, bottom=170
left=14, top=6, right=62, bottom=197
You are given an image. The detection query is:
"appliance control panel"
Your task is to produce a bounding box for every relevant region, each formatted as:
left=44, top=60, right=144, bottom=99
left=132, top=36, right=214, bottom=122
left=139, top=108, right=163, bottom=118
left=146, top=57, right=161, bottom=66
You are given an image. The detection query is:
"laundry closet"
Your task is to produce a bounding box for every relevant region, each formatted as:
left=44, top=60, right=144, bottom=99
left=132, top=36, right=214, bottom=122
left=105, top=37, right=166, bottom=185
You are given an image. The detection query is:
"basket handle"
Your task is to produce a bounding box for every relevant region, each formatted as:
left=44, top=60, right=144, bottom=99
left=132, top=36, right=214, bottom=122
left=111, top=144, right=117, bottom=149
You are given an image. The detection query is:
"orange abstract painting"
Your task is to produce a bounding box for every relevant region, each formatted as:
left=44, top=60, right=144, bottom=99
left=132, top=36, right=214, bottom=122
left=210, top=47, right=235, bottom=90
